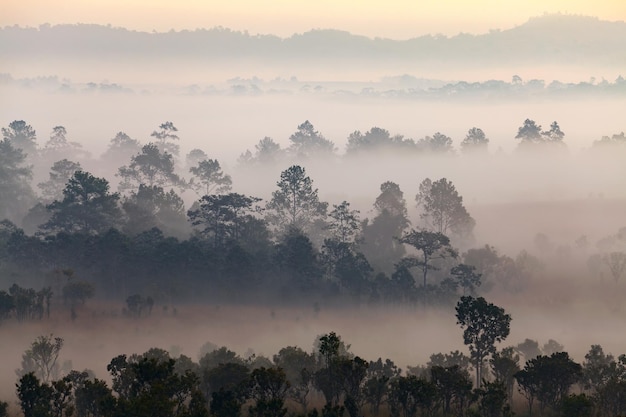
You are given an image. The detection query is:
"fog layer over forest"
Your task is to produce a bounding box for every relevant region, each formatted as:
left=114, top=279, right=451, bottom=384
left=0, top=12, right=625, bottom=417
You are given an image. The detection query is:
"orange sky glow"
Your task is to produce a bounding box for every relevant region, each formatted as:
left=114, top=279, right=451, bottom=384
left=3, top=0, right=626, bottom=38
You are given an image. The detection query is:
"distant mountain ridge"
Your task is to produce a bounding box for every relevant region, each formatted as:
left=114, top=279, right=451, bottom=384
left=1, top=14, right=625, bottom=66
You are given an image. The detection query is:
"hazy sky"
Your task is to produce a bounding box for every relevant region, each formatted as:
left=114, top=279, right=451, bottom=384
left=4, top=0, right=626, bottom=38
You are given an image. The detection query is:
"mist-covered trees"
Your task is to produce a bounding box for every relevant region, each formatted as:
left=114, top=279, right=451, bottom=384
left=17, top=334, right=64, bottom=383
left=460, top=127, right=489, bottom=153
left=11, top=325, right=626, bottom=417
left=346, top=127, right=415, bottom=155
left=239, top=137, right=284, bottom=165
left=288, top=120, right=335, bottom=159
left=415, top=177, right=475, bottom=242
left=416, top=132, right=454, bottom=154
left=188, top=193, right=262, bottom=248
left=593, top=131, right=626, bottom=148
left=188, top=158, right=232, bottom=196
left=150, top=121, right=180, bottom=156
left=2, top=120, right=37, bottom=157
left=123, top=184, right=188, bottom=237
left=101, top=131, right=142, bottom=164
left=41, top=126, right=87, bottom=162
left=266, top=165, right=327, bottom=236
left=398, top=230, right=457, bottom=288
left=41, top=171, right=121, bottom=235
left=0, top=138, right=34, bottom=223
left=361, top=181, right=409, bottom=273
left=38, top=159, right=82, bottom=203
left=117, top=143, right=183, bottom=193
left=516, top=118, right=566, bottom=148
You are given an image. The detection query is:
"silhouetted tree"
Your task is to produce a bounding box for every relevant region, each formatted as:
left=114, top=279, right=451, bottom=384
left=515, top=352, right=582, bottom=415
left=450, top=263, right=482, bottom=295
left=490, top=347, right=520, bottom=402
left=41, top=171, right=121, bottom=235
left=327, top=201, right=360, bottom=245
left=189, top=193, right=262, bottom=248
left=515, top=119, right=543, bottom=144
left=456, top=296, right=511, bottom=387
left=398, top=230, right=457, bottom=288
left=265, top=165, right=327, bottom=236
left=248, top=367, right=290, bottom=417
left=122, top=184, right=188, bottom=238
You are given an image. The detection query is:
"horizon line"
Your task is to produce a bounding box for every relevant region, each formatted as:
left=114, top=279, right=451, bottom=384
left=1, top=12, right=622, bottom=41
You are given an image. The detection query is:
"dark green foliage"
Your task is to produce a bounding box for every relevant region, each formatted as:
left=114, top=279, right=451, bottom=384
left=431, top=365, right=473, bottom=416
left=515, top=352, right=583, bottom=415
left=388, top=375, right=438, bottom=417
left=108, top=353, right=207, bottom=417
left=248, top=367, right=290, bottom=417
left=489, top=347, right=520, bottom=402
left=210, top=389, right=242, bottom=417
left=74, top=378, right=117, bottom=417
left=472, top=380, right=513, bottom=417
left=561, top=393, right=594, bottom=417
left=17, top=373, right=53, bottom=417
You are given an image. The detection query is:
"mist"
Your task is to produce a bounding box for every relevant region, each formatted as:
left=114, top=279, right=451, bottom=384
left=1, top=12, right=626, bottom=417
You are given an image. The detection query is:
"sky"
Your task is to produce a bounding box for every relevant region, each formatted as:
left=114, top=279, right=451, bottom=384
left=3, top=0, right=626, bottom=38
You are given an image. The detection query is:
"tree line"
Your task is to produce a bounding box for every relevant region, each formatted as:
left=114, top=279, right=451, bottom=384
left=1, top=119, right=625, bottom=309
left=4, top=297, right=626, bottom=417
